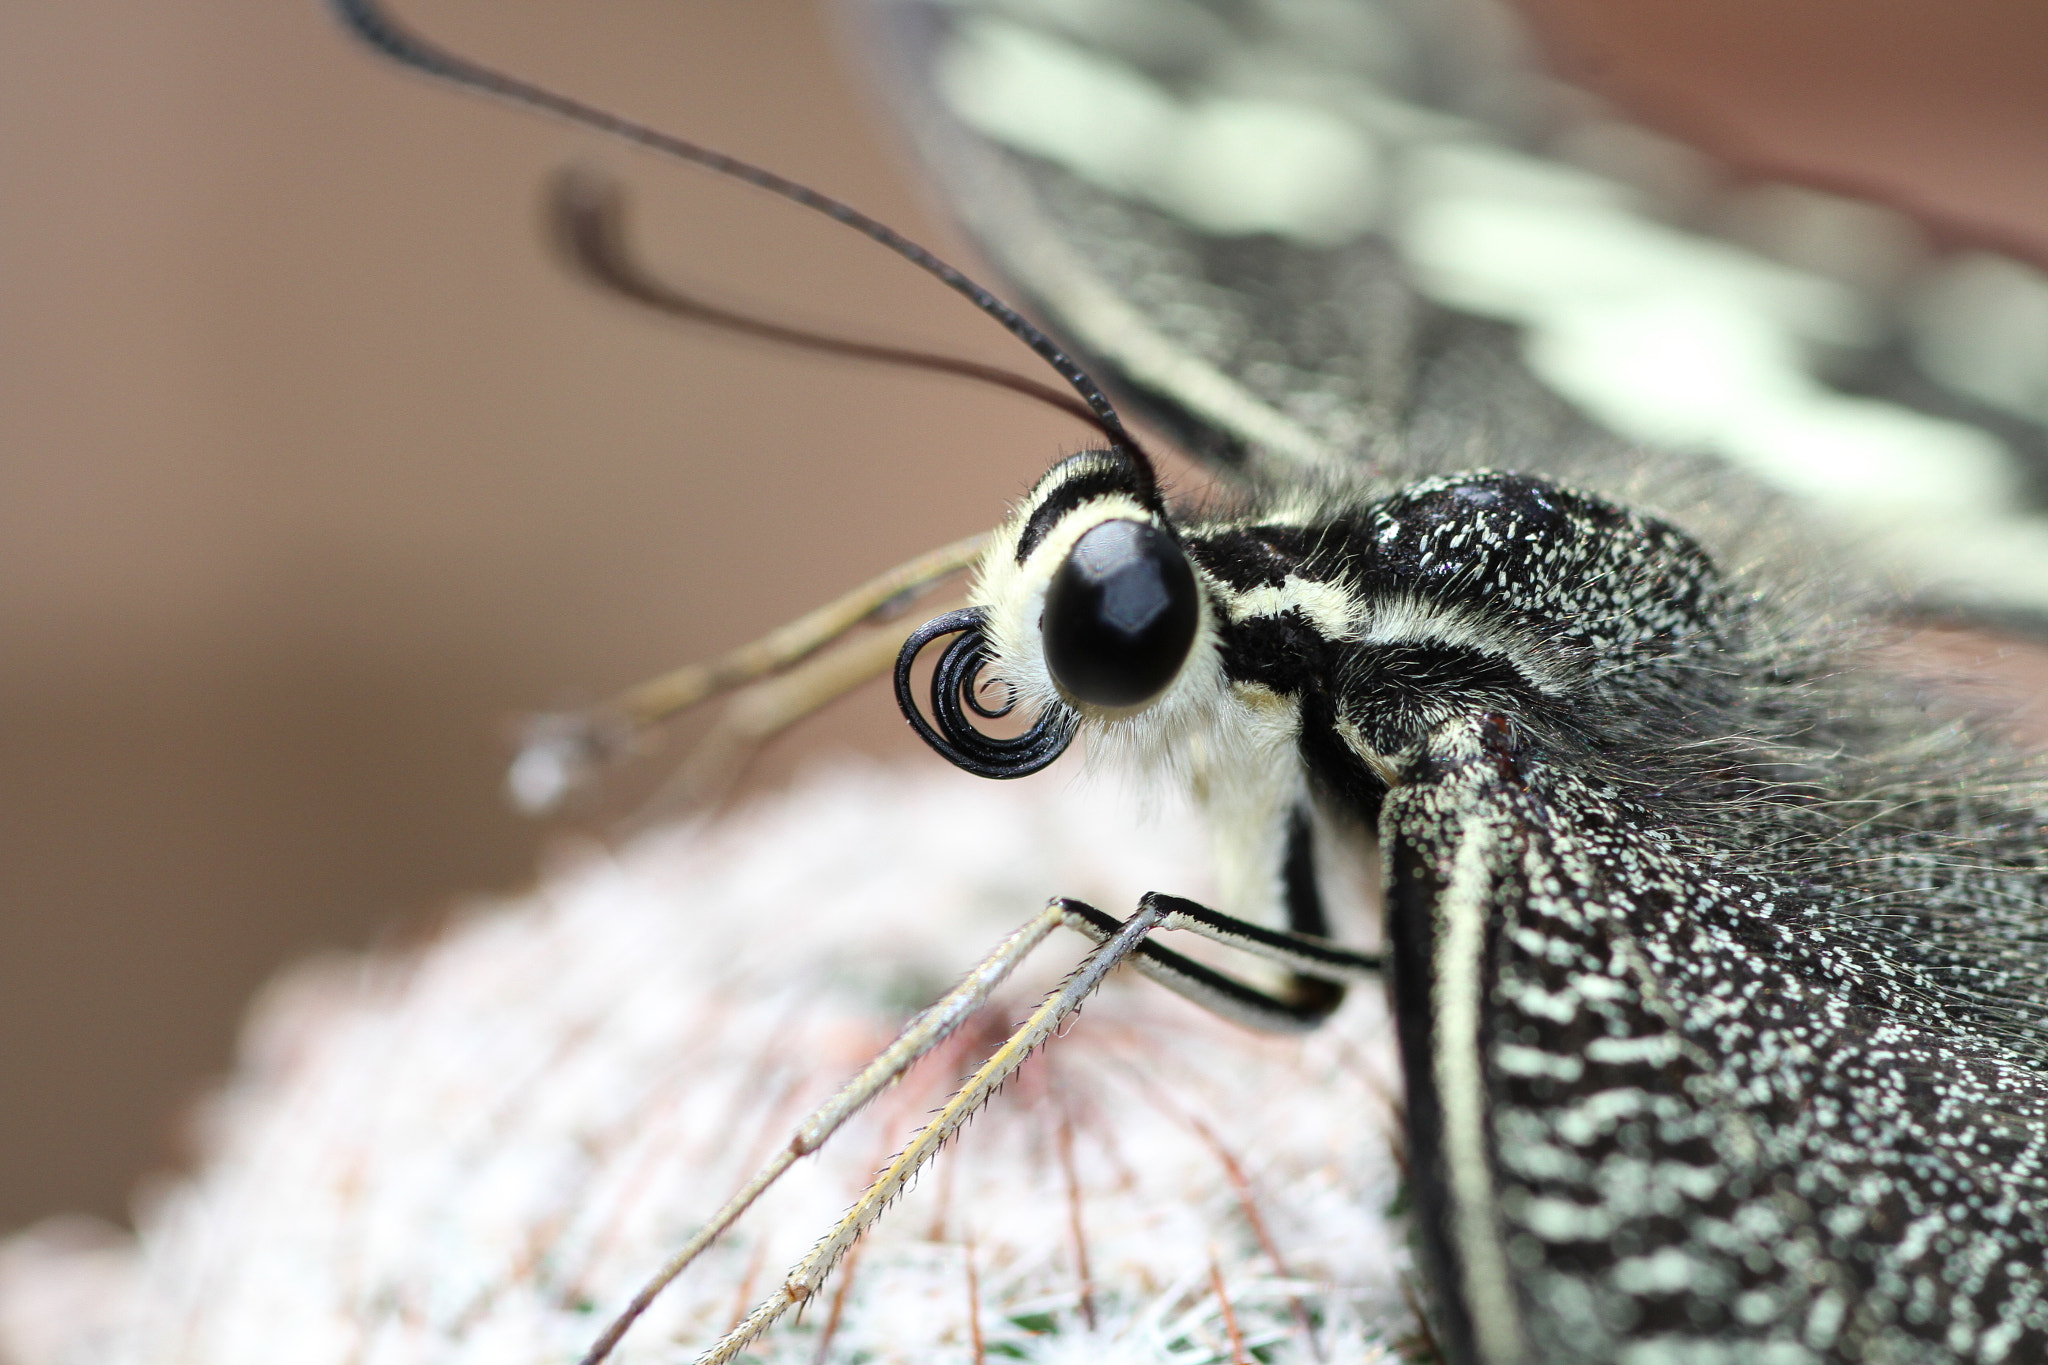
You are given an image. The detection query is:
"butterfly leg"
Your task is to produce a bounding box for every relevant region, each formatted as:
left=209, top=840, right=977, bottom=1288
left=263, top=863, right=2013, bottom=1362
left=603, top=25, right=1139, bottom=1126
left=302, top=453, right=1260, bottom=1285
left=676, top=899, right=1174, bottom=1365
left=628, top=610, right=957, bottom=820
left=511, top=532, right=985, bottom=811
left=1063, top=808, right=1382, bottom=1033
left=1062, top=897, right=1380, bottom=1032
left=582, top=897, right=1097, bottom=1365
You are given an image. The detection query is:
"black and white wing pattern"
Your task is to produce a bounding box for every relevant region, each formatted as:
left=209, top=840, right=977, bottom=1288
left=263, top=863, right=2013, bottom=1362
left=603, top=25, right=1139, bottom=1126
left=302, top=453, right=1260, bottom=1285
left=860, top=0, right=2048, bottom=622
left=1390, top=723, right=2048, bottom=1362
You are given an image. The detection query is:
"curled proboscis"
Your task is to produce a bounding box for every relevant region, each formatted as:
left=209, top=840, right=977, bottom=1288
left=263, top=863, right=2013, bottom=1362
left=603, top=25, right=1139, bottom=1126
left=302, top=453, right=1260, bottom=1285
left=894, top=608, right=1075, bottom=779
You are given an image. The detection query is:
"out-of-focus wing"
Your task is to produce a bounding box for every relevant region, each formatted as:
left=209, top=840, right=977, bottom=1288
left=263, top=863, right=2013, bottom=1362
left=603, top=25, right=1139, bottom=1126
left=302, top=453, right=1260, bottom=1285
left=857, top=0, right=2048, bottom=621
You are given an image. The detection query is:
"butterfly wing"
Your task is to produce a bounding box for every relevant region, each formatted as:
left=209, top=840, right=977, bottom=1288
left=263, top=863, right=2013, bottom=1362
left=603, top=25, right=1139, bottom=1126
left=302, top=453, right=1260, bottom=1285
left=859, top=0, right=2048, bottom=622
left=1386, top=714, right=2048, bottom=1362
left=862, top=0, right=1627, bottom=487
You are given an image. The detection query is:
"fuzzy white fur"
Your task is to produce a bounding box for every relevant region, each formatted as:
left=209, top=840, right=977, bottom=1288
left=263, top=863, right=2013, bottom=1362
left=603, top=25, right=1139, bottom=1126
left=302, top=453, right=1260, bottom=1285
left=0, top=763, right=1411, bottom=1365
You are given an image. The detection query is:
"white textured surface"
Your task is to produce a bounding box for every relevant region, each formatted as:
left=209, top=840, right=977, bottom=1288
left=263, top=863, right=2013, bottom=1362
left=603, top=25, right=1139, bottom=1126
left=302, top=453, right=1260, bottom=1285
left=0, top=764, right=1409, bottom=1365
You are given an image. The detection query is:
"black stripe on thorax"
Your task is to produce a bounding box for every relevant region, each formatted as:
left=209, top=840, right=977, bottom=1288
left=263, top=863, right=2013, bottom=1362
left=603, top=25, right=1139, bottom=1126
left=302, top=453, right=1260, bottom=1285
left=1186, top=524, right=1328, bottom=590
left=1218, top=613, right=1543, bottom=705
left=1218, top=613, right=1552, bottom=820
left=1349, top=642, right=1538, bottom=699
left=1217, top=608, right=1336, bottom=694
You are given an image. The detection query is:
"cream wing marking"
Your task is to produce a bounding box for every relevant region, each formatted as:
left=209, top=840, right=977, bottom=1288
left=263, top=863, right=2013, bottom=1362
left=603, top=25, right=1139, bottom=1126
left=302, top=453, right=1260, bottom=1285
left=1434, top=812, right=1527, bottom=1365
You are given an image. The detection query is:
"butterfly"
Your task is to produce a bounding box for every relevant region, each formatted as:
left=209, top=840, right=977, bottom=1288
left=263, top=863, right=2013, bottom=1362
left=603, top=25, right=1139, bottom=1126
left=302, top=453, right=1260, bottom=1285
left=332, top=0, right=2048, bottom=1361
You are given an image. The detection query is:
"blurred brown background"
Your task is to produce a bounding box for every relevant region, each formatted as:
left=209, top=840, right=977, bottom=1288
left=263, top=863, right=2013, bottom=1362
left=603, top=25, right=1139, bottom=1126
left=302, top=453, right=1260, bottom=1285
left=0, top=0, right=2044, bottom=1233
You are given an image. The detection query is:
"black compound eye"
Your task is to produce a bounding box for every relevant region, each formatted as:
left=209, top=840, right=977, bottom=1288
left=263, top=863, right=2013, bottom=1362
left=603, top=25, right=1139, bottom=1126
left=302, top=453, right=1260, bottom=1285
left=1041, top=519, right=1200, bottom=708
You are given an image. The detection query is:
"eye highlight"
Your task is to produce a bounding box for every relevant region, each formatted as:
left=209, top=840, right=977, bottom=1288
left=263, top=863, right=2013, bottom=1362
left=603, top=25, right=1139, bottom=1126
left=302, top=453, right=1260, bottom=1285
left=1041, top=520, right=1200, bottom=708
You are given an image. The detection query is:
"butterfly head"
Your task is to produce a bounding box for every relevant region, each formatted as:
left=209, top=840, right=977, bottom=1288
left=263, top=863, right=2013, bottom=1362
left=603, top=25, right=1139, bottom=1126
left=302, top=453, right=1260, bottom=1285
left=896, top=448, right=1223, bottom=779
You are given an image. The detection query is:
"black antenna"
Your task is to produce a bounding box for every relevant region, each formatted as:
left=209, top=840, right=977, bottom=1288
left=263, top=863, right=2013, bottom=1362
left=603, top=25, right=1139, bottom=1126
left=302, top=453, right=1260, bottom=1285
left=547, top=167, right=1105, bottom=431
left=327, top=0, right=1149, bottom=472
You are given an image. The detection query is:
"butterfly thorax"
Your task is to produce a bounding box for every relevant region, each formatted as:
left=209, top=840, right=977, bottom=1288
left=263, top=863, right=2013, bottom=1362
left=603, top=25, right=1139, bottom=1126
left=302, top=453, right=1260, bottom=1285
left=1185, top=470, right=1746, bottom=819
